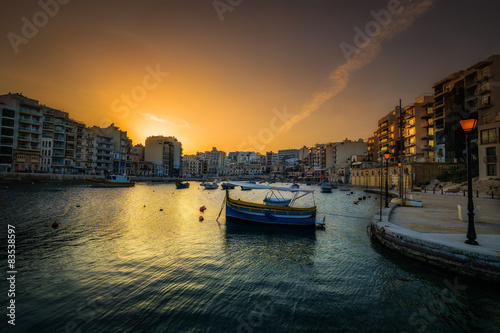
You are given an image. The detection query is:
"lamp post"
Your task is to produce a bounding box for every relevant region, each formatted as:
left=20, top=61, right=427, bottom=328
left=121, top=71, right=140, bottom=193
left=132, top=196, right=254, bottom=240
left=365, top=170, right=368, bottom=189
left=384, top=151, right=391, bottom=207
left=460, top=119, right=478, bottom=245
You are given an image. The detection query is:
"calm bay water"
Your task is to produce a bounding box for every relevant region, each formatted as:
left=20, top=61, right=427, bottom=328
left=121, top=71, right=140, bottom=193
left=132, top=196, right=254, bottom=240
left=1, top=182, right=499, bottom=333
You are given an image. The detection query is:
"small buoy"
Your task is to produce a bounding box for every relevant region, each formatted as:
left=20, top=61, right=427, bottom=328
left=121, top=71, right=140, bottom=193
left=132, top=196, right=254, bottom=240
left=143, top=205, right=146, bottom=207
left=358, top=197, right=362, bottom=201
left=160, top=208, right=163, bottom=211
left=4, top=186, right=8, bottom=189
left=51, top=222, right=58, bottom=228
left=350, top=191, right=354, bottom=194
left=199, top=216, right=204, bottom=221
left=353, top=201, right=359, bottom=205
left=199, top=205, right=206, bottom=212
left=362, top=196, right=366, bottom=200
left=76, top=204, right=80, bottom=207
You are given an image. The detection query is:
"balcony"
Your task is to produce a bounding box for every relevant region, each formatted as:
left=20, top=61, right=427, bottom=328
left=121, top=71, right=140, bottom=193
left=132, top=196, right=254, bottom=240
left=19, top=126, right=41, bottom=133
left=20, top=107, right=42, bottom=116
left=435, top=124, right=444, bottom=131
left=422, top=145, right=435, bottom=151
left=433, top=100, right=444, bottom=109
left=420, top=121, right=432, bottom=128
left=420, top=133, right=433, bottom=140
left=475, top=85, right=492, bottom=95
left=484, top=155, right=498, bottom=163
left=434, top=111, right=444, bottom=119
left=19, top=117, right=42, bottom=124
left=477, top=99, right=493, bottom=110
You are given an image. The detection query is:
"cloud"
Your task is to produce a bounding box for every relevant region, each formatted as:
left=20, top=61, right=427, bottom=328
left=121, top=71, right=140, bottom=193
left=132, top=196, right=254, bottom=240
left=139, top=112, right=191, bottom=128
left=280, top=0, right=435, bottom=134
left=140, top=112, right=166, bottom=123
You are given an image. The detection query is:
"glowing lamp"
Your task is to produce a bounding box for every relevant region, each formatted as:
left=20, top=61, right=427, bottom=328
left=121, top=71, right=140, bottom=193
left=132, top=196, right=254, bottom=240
left=383, top=151, right=391, bottom=160
left=460, top=119, right=477, bottom=133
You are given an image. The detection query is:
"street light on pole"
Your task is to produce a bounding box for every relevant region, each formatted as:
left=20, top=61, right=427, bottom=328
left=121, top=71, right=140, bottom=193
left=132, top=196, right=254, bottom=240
left=460, top=118, right=478, bottom=245
left=384, top=151, right=391, bottom=208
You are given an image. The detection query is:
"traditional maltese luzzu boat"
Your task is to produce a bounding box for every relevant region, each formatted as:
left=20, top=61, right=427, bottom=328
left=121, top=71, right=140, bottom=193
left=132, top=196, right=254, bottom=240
left=224, top=182, right=317, bottom=227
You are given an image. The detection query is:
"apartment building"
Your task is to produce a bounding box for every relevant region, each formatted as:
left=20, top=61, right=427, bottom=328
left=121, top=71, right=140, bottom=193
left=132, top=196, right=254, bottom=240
left=403, top=95, right=434, bottom=163
left=464, top=55, right=499, bottom=178
left=145, top=136, right=183, bottom=177
left=0, top=93, right=43, bottom=172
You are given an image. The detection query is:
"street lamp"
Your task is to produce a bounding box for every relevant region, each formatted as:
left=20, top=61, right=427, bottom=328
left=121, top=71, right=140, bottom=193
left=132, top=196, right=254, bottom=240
left=384, top=151, right=391, bottom=207
left=460, top=118, right=478, bottom=245
left=365, top=170, right=368, bottom=189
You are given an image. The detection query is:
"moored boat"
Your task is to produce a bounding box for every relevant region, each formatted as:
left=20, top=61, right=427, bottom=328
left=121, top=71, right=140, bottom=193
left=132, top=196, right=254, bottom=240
left=390, top=197, right=423, bottom=207
left=320, top=182, right=333, bottom=193
left=224, top=181, right=316, bottom=227
left=202, top=182, right=218, bottom=189
left=86, top=175, right=135, bottom=187
left=221, top=182, right=236, bottom=189
left=175, top=181, right=190, bottom=189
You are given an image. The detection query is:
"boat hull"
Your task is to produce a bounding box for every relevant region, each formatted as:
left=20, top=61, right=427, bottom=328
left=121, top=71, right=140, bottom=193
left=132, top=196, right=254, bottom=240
left=86, top=178, right=135, bottom=187
left=226, top=196, right=316, bottom=227
left=176, top=182, right=190, bottom=189
left=390, top=198, right=423, bottom=207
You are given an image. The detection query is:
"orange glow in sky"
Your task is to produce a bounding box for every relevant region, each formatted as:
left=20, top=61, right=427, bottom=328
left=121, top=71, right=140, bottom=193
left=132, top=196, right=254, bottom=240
left=1, top=1, right=499, bottom=154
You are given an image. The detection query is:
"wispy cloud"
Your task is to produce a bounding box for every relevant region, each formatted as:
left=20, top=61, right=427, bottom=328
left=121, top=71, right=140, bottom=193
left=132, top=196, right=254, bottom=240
left=280, top=0, right=435, bottom=134
left=139, top=112, right=192, bottom=128
left=140, top=112, right=166, bottom=123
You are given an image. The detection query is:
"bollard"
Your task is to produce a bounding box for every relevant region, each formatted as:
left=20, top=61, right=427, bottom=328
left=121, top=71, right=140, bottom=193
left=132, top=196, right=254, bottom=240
left=441, top=188, right=443, bottom=195
left=433, top=188, right=435, bottom=194
left=493, top=191, right=495, bottom=199
left=476, top=190, right=479, bottom=198
left=464, top=190, right=466, bottom=196
left=424, top=187, right=427, bottom=193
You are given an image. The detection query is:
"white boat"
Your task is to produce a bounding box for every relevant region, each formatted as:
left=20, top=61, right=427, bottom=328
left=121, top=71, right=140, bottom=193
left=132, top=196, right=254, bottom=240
left=320, top=182, right=332, bottom=193
left=202, top=182, right=218, bottom=190
left=390, top=197, right=423, bottom=207
left=86, top=175, right=135, bottom=187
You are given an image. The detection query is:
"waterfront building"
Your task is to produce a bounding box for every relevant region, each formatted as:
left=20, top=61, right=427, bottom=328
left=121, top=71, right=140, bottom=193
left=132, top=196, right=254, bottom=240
left=182, top=154, right=205, bottom=177
left=403, top=95, right=434, bottom=163
left=278, top=149, right=299, bottom=163
left=464, top=55, right=499, bottom=179
left=145, top=136, right=182, bottom=177
left=0, top=93, right=43, bottom=172
left=431, top=72, right=468, bottom=163
left=195, top=147, right=226, bottom=176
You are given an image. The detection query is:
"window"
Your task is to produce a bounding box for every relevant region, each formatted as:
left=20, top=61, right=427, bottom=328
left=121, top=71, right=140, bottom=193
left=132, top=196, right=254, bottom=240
left=487, top=164, right=497, bottom=177
left=1, top=118, right=14, bottom=127
left=2, top=108, right=15, bottom=118
left=481, top=129, right=497, bottom=144
left=1, top=128, right=14, bottom=136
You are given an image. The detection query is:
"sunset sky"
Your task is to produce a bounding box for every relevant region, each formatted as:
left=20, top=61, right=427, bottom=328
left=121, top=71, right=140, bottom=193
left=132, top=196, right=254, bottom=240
left=1, top=0, right=500, bottom=154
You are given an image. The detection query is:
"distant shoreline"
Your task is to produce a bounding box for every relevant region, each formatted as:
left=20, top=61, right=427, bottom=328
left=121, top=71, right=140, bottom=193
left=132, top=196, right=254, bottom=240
left=0, top=172, right=206, bottom=184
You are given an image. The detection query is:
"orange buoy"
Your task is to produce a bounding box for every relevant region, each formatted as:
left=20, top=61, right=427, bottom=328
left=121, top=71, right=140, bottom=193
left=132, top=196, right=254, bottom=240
left=51, top=222, right=58, bottom=228
left=199, top=205, right=206, bottom=212
left=199, top=216, right=204, bottom=221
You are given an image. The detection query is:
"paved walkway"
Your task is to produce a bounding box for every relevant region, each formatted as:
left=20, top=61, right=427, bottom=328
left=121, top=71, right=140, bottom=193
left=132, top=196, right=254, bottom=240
left=369, top=191, right=500, bottom=280
left=390, top=192, right=500, bottom=236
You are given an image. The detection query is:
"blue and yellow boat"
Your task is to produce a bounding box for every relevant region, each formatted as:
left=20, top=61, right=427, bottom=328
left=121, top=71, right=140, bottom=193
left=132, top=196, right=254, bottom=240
left=225, top=182, right=317, bottom=227
left=175, top=181, right=190, bottom=189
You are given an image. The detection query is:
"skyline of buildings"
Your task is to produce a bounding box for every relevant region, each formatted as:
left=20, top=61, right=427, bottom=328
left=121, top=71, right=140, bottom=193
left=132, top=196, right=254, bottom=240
left=0, top=54, right=498, bottom=181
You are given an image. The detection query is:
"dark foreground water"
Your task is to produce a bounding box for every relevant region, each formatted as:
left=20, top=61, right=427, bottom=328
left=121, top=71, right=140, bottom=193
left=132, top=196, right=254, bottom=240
left=1, top=182, right=499, bottom=333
